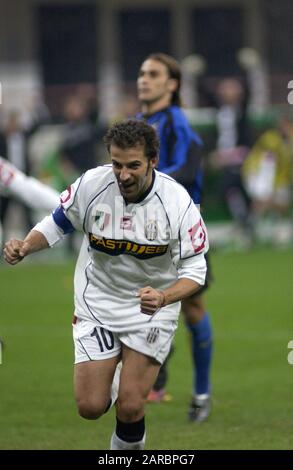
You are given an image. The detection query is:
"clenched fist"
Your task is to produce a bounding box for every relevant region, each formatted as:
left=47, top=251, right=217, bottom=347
left=138, top=286, right=166, bottom=315
left=3, top=239, right=30, bottom=265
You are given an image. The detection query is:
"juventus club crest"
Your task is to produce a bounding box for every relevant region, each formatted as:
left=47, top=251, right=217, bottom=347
left=145, top=219, right=158, bottom=241
left=146, top=327, right=160, bottom=344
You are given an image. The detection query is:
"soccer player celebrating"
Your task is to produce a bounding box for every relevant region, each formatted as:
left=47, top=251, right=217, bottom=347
left=4, top=120, right=208, bottom=450
left=137, top=53, right=213, bottom=421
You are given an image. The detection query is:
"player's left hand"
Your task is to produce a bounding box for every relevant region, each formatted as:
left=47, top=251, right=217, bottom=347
left=138, top=286, right=165, bottom=315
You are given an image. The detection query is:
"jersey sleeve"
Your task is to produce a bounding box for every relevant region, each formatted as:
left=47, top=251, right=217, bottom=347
left=33, top=214, right=65, bottom=247
left=53, top=175, right=84, bottom=233
left=170, top=199, right=209, bottom=285
left=33, top=175, right=84, bottom=247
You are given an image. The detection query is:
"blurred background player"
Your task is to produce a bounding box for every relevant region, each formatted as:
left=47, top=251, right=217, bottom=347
left=197, top=49, right=254, bottom=240
left=0, top=108, right=50, bottom=244
left=208, top=77, right=253, bottom=247
left=242, top=112, right=293, bottom=241
left=137, top=53, right=212, bottom=422
left=0, top=156, right=59, bottom=211
left=200, top=48, right=270, bottom=248
left=59, top=95, right=101, bottom=178
left=0, top=156, right=59, bottom=247
left=57, top=95, right=102, bottom=254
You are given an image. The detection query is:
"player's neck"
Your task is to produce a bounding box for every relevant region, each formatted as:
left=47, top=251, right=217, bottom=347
left=141, top=97, right=171, bottom=115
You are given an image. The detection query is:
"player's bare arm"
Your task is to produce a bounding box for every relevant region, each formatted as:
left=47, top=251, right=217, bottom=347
left=3, top=230, right=49, bottom=265
left=139, top=278, right=200, bottom=315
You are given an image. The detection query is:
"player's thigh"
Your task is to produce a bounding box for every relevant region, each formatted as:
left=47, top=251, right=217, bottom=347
left=119, top=344, right=160, bottom=400
left=73, top=318, right=121, bottom=404
left=117, top=324, right=176, bottom=400
left=74, top=357, right=119, bottom=405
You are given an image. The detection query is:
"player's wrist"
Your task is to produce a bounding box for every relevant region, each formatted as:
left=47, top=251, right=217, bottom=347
left=158, top=290, right=166, bottom=307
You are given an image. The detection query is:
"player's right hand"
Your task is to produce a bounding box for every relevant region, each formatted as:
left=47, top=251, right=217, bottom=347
left=138, top=286, right=166, bottom=315
left=3, top=239, right=29, bottom=265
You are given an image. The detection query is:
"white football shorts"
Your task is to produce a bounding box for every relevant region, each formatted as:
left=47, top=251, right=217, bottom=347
left=72, top=316, right=177, bottom=365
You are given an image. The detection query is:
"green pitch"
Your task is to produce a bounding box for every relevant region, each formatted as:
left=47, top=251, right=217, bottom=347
left=0, top=248, right=292, bottom=450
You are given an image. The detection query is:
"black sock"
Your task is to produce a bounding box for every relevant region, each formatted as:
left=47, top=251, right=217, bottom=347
left=116, top=416, right=145, bottom=443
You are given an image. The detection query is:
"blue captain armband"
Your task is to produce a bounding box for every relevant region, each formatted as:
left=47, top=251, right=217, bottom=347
left=52, top=205, right=75, bottom=234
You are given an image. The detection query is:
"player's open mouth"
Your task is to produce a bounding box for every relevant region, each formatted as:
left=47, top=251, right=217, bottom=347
left=120, top=183, right=136, bottom=192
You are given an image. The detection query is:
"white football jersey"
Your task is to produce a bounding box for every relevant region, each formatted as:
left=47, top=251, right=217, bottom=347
left=34, top=165, right=209, bottom=332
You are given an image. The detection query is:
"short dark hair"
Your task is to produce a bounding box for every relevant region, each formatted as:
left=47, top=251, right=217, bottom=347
left=145, top=52, right=181, bottom=106
left=104, top=119, right=159, bottom=160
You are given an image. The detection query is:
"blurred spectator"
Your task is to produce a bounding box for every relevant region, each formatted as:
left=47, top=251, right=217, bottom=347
left=75, top=83, right=100, bottom=126
left=58, top=95, right=101, bottom=255
left=243, top=114, right=293, bottom=220
left=209, top=76, right=253, bottom=245
left=198, top=48, right=271, bottom=246
left=0, top=111, right=36, bottom=242
left=118, top=93, right=139, bottom=119
left=237, top=47, right=270, bottom=114
left=59, top=95, right=100, bottom=180
left=110, top=92, right=139, bottom=124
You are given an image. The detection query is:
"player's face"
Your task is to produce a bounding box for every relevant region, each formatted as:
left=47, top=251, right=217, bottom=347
left=137, top=59, right=175, bottom=106
left=111, top=144, right=157, bottom=202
